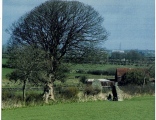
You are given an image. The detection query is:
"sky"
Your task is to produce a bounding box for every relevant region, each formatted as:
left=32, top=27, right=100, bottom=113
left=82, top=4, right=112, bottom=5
left=2, top=0, right=155, bottom=50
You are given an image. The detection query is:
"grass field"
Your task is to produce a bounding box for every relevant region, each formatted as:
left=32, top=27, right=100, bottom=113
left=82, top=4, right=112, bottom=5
left=68, top=63, right=143, bottom=71
left=2, top=96, right=155, bottom=120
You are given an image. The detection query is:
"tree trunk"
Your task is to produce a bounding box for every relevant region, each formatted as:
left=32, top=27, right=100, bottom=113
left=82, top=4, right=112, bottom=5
left=43, top=82, right=55, bottom=103
left=49, top=56, right=57, bottom=101
left=143, top=77, right=146, bottom=88
left=48, top=82, right=55, bottom=101
left=22, top=80, right=27, bottom=102
left=48, top=73, right=55, bottom=101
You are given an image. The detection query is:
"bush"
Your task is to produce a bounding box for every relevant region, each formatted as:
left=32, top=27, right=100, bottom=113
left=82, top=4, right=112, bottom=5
left=2, top=89, right=22, bottom=101
left=25, top=92, right=43, bottom=105
left=79, top=76, right=87, bottom=84
left=84, top=85, right=94, bottom=95
left=84, top=84, right=101, bottom=96
left=120, top=84, right=155, bottom=95
left=2, top=89, right=15, bottom=100
left=62, top=87, right=79, bottom=99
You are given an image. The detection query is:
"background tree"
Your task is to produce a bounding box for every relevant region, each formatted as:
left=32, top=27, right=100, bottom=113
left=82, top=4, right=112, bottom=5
left=110, top=52, right=125, bottom=61
left=7, top=0, right=108, bottom=99
left=122, top=69, right=149, bottom=86
left=125, top=50, right=143, bottom=62
left=81, top=45, right=108, bottom=64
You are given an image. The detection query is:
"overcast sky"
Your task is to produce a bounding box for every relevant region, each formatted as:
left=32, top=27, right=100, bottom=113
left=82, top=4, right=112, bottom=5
left=2, top=0, right=155, bottom=50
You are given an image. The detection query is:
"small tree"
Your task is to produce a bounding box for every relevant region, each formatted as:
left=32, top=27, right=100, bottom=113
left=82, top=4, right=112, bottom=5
left=6, top=45, right=47, bottom=101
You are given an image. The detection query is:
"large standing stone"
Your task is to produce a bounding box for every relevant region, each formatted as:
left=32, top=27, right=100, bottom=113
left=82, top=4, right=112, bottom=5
left=112, top=85, right=118, bottom=101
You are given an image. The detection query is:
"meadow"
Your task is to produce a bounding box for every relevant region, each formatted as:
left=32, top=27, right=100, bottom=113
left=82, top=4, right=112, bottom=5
left=2, top=96, right=155, bottom=120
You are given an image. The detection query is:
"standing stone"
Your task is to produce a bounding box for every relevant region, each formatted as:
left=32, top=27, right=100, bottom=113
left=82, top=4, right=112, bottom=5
left=112, top=85, right=118, bottom=101
left=115, top=85, right=123, bottom=101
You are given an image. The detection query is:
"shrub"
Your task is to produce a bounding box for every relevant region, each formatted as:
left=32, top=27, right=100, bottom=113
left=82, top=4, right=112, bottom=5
left=26, top=92, right=43, bottom=104
left=79, top=76, right=87, bottom=84
left=2, top=89, right=15, bottom=100
left=2, top=89, right=23, bottom=101
left=84, top=79, right=102, bottom=96
left=84, top=85, right=94, bottom=95
left=93, top=87, right=101, bottom=95
left=62, top=87, right=79, bottom=99
left=120, top=84, right=155, bottom=95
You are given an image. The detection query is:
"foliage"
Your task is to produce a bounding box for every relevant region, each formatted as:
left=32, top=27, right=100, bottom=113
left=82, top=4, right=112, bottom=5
left=79, top=76, right=87, bottom=84
left=110, top=52, right=125, bottom=60
left=6, top=45, right=48, bottom=101
left=25, top=92, right=43, bottom=105
left=2, top=89, right=23, bottom=101
left=120, top=84, right=155, bottom=95
left=110, top=50, right=145, bottom=62
left=125, top=50, right=144, bottom=61
left=62, top=87, right=79, bottom=99
left=6, top=46, right=47, bottom=83
left=84, top=85, right=94, bottom=95
left=122, top=69, right=149, bottom=85
left=80, top=46, right=108, bottom=64
left=84, top=81, right=101, bottom=96
left=148, top=65, right=155, bottom=78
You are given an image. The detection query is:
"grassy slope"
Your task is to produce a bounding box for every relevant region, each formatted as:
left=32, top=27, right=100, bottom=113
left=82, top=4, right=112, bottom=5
left=2, top=96, right=154, bottom=120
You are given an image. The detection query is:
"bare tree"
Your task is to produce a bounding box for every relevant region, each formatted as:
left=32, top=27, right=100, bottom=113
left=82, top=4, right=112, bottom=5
left=7, top=0, right=108, bottom=101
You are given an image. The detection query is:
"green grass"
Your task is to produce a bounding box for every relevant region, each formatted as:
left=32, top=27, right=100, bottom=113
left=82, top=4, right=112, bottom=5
left=69, top=63, right=143, bottom=71
left=2, top=96, right=155, bottom=120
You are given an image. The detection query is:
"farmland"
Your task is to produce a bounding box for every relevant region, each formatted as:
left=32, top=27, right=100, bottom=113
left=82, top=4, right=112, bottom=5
left=2, top=61, right=147, bottom=87
left=2, top=96, right=155, bottom=120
